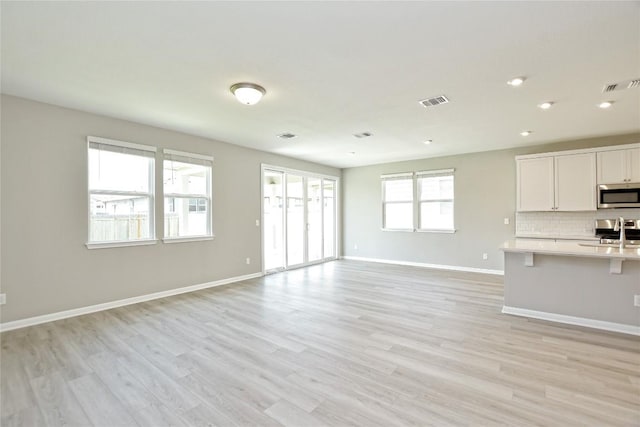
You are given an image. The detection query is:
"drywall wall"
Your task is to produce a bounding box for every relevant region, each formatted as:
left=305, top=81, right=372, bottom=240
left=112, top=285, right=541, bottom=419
left=341, top=133, right=640, bottom=272
left=0, top=95, right=340, bottom=323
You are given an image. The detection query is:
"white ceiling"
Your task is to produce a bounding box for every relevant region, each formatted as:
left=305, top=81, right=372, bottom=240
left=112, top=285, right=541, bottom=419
left=1, top=1, right=639, bottom=168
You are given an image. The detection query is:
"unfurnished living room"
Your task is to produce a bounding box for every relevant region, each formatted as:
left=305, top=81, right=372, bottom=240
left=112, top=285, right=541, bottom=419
left=1, top=2, right=639, bottom=426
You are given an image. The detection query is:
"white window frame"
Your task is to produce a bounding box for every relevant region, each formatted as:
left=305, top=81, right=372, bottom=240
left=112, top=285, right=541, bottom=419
left=381, top=172, right=415, bottom=231
left=86, top=136, right=157, bottom=249
left=416, top=168, right=456, bottom=233
left=162, top=149, right=214, bottom=243
left=381, top=168, right=456, bottom=233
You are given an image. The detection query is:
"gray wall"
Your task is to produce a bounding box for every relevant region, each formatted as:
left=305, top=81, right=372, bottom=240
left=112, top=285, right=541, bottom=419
left=504, top=252, right=640, bottom=327
left=341, top=133, right=640, bottom=272
left=0, top=95, right=340, bottom=323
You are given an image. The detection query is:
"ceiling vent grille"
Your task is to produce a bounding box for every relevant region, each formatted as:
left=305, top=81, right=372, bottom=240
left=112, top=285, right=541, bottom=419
left=353, top=132, right=373, bottom=139
left=419, top=95, right=450, bottom=108
left=602, top=78, right=640, bottom=92
left=277, top=133, right=296, bottom=139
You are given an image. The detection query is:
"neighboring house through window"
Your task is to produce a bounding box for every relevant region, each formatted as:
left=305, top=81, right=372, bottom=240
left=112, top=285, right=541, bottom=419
left=87, top=136, right=156, bottom=247
left=163, top=149, right=213, bottom=240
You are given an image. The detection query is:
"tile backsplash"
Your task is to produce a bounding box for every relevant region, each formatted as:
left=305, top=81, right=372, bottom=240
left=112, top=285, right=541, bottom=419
left=516, top=209, right=640, bottom=238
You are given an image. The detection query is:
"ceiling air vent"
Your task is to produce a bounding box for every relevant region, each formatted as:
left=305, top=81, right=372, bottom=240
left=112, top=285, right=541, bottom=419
left=602, top=78, right=640, bottom=92
left=277, top=133, right=296, bottom=139
left=419, top=95, right=450, bottom=108
left=353, top=132, right=373, bottom=139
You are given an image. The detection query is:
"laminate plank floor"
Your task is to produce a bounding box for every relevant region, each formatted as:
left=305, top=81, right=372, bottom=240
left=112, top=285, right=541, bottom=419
left=1, top=260, right=639, bottom=426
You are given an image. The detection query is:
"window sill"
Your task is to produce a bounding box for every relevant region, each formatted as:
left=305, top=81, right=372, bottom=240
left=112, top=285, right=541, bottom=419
left=381, top=228, right=415, bottom=232
left=86, top=239, right=158, bottom=249
left=162, top=235, right=215, bottom=244
left=417, top=229, right=457, bottom=234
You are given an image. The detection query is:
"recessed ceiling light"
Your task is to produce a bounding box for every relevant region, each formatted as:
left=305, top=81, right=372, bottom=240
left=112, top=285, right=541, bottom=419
left=507, top=77, right=526, bottom=87
left=538, top=102, right=554, bottom=110
left=520, top=130, right=533, bottom=136
left=423, top=140, right=433, bottom=145
left=598, top=101, right=614, bottom=109
left=230, top=82, right=266, bottom=105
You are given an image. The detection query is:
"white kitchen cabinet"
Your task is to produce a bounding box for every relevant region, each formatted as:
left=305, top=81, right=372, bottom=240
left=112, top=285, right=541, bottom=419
left=555, top=153, right=596, bottom=211
left=517, top=153, right=596, bottom=212
left=517, top=157, right=555, bottom=211
left=597, top=148, right=640, bottom=184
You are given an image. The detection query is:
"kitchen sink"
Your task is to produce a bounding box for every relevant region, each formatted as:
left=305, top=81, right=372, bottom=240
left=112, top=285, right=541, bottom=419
left=579, top=243, right=640, bottom=249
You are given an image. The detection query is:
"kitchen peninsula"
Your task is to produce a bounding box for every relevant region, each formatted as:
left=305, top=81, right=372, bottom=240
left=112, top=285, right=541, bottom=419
left=501, top=240, right=640, bottom=335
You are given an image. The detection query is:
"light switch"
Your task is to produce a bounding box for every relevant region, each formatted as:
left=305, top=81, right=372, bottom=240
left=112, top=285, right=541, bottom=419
left=504, top=217, right=510, bottom=225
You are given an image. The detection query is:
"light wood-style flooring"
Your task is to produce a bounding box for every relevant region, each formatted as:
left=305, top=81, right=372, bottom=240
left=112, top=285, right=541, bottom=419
left=2, top=260, right=639, bottom=426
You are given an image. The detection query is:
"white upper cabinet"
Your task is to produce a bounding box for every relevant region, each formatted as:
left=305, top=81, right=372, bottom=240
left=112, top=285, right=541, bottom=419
left=517, top=157, right=555, bottom=211
left=631, top=148, right=640, bottom=183
left=554, top=153, right=596, bottom=211
left=517, top=153, right=596, bottom=212
left=597, top=148, right=640, bottom=184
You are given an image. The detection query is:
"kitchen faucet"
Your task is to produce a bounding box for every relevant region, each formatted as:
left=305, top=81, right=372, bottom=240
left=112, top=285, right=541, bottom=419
left=614, top=217, right=627, bottom=249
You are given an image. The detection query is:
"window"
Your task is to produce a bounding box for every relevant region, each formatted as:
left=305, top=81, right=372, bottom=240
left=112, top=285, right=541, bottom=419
left=163, top=149, right=213, bottom=240
left=417, top=169, right=454, bottom=231
left=381, top=168, right=455, bottom=232
left=381, top=173, right=414, bottom=230
left=87, top=136, right=156, bottom=247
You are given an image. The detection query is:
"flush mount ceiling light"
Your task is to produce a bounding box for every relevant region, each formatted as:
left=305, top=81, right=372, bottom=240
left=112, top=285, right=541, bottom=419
left=598, top=101, right=614, bottom=109
left=507, top=77, right=526, bottom=87
left=520, top=130, right=533, bottom=136
left=423, top=140, right=433, bottom=145
left=348, top=151, right=356, bottom=156
left=538, top=101, right=554, bottom=110
left=230, top=82, right=266, bottom=105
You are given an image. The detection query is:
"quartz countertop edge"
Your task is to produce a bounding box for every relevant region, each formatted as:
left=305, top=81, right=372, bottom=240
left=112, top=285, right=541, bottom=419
left=501, top=240, right=640, bottom=260
left=515, top=234, right=599, bottom=241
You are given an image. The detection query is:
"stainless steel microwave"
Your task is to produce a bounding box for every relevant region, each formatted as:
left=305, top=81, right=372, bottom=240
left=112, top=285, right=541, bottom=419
left=597, top=183, right=640, bottom=208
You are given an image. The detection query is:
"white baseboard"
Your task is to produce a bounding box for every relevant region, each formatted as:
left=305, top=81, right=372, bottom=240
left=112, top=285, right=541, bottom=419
left=341, top=256, right=504, bottom=276
left=0, top=272, right=263, bottom=333
left=502, top=306, right=640, bottom=336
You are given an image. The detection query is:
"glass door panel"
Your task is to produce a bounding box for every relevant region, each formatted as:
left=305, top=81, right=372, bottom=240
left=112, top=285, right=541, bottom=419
left=286, top=174, right=304, bottom=266
left=307, top=178, right=323, bottom=262
left=323, top=179, right=336, bottom=258
left=263, top=170, right=284, bottom=271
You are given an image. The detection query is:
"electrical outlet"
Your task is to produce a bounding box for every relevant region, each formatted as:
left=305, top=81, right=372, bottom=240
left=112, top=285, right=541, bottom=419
left=354, top=244, right=358, bottom=250
left=482, top=253, right=488, bottom=260
left=504, top=217, right=510, bottom=225
left=0, top=294, right=6, bottom=305
left=246, top=257, right=251, bottom=265
left=634, top=295, right=640, bottom=307
left=255, top=219, right=260, bottom=227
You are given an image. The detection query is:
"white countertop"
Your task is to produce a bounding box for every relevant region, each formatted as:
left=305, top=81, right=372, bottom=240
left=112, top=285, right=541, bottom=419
left=501, top=240, right=640, bottom=260
left=514, top=234, right=599, bottom=241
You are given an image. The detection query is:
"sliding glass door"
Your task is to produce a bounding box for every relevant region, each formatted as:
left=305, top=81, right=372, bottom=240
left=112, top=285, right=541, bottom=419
left=286, top=174, right=305, bottom=267
left=323, top=179, right=336, bottom=259
left=307, top=178, right=323, bottom=262
left=262, top=165, right=338, bottom=273
left=263, top=170, right=285, bottom=271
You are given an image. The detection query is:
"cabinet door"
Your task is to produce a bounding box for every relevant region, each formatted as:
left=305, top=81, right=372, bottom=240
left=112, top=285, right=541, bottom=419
left=555, top=153, right=596, bottom=211
left=597, top=150, right=627, bottom=184
left=628, top=148, right=640, bottom=183
left=517, top=157, right=554, bottom=211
